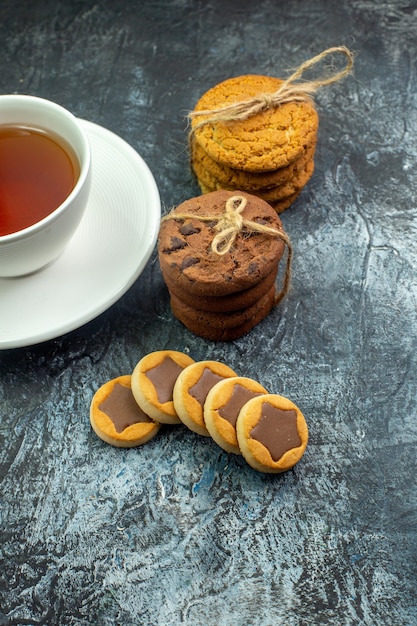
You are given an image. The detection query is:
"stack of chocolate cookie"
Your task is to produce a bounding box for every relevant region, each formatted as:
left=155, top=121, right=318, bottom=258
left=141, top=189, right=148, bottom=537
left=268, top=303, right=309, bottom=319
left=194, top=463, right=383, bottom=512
left=158, top=189, right=290, bottom=341
left=189, top=74, right=318, bottom=213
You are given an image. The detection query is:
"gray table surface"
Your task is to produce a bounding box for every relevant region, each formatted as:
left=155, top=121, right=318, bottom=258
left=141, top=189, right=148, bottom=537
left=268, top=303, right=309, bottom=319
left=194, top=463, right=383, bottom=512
left=1, top=1, right=416, bottom=624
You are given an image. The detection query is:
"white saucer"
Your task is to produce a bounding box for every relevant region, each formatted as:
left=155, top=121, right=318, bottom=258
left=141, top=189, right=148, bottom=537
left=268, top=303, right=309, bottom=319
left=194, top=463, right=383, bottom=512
left=0, top=119, right=161, bottom=350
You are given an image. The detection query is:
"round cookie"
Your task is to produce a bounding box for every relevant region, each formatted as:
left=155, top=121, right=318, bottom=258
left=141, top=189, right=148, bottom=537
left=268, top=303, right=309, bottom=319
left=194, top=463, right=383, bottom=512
left=170, top=283, right=276, bottom=330
left=90, top=375, right=161, bottom=447
left=173, top=360, right=237, bottom=436
left=191, top=138, right=316, bottom=192
left=171, top=306, right=274, bottom=341
left=194, top=155, right=314, bottom=201
left=163, top=265, right=278, bottom=313
left=192, top=140, right=315, bottom=199
left=204, top=377, right=268, bottom=454
left=197, top=181, right=304, bottom=215
left=236, top=394, right=308, bottom=473
left=170, top=286, right=277, bottom=341
left=131, top=350, right=195, bottom=425
left=158, top=189, right=286, bottom=297
left=191, top=74, right=318, bottom=172
left=270, top=190, right=304, bottom=214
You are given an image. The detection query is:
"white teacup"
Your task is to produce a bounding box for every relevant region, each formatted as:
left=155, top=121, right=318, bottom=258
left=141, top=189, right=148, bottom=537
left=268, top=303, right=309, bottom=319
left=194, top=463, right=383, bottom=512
left=0, top=94, right=91, bottom=277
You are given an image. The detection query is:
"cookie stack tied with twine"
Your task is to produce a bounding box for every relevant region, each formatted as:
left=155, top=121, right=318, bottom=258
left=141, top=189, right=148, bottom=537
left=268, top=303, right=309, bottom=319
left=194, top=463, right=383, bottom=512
left=189, top=47, right=354, bottom=213
left=158, top=189, right=291, bottom=341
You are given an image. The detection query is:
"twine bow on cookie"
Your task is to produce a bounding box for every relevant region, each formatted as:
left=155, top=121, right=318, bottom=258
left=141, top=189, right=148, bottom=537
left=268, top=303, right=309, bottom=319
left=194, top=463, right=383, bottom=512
left=211, top=195, right=248, bottom=254
left=211, top=195, right=286, bottom=255
left=188, top=46, right=354, bottom=130
left=161, top=195, right=293, bottom=305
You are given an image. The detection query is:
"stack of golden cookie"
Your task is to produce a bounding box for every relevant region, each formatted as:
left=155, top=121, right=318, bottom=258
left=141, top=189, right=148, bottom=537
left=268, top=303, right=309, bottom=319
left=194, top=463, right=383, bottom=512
left=189, top=74, right=319, bottom=213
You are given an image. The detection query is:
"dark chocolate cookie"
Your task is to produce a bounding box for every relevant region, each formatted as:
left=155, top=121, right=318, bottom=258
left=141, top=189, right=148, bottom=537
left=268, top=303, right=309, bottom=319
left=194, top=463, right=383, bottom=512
left=170, top=284, right=277, bottom=341
left=163, top=265, right=278, bottom=313
left=158, top=190, right=287, bottom=297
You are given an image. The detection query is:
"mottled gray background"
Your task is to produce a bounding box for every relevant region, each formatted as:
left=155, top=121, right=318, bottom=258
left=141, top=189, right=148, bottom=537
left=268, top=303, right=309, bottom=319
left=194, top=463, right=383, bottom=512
left=1, top=1, right=417, bottom=624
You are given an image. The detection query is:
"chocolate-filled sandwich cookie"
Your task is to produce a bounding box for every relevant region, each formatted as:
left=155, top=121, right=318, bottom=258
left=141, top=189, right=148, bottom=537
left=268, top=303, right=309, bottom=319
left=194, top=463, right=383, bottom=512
left=90, top=375, right=161, bottom=447
left=236, top=394, right=308, bottom=473
left=204, top=376, right=268, bottom=455
left=131, top=350, right=195, bottom=424
left=173, top=360, right=237, bottom=436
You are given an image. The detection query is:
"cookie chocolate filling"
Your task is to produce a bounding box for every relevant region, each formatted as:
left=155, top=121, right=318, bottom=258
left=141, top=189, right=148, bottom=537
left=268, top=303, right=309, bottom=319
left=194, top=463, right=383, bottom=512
left=250, top=401, right=301, bottom=461
left=189, top=368, right=225, bottom=405
left=218, top=384, right=263, bottom=427
left=144, top=356, right=184, bottom=404
left=99, top=383, right=153, bottom=433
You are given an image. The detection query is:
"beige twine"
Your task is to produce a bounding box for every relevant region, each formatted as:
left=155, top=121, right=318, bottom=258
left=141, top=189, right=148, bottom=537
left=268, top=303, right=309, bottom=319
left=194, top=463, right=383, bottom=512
left=161, top=195, right=292, bottom=305
left=188, top=46, right=354, bottom=132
